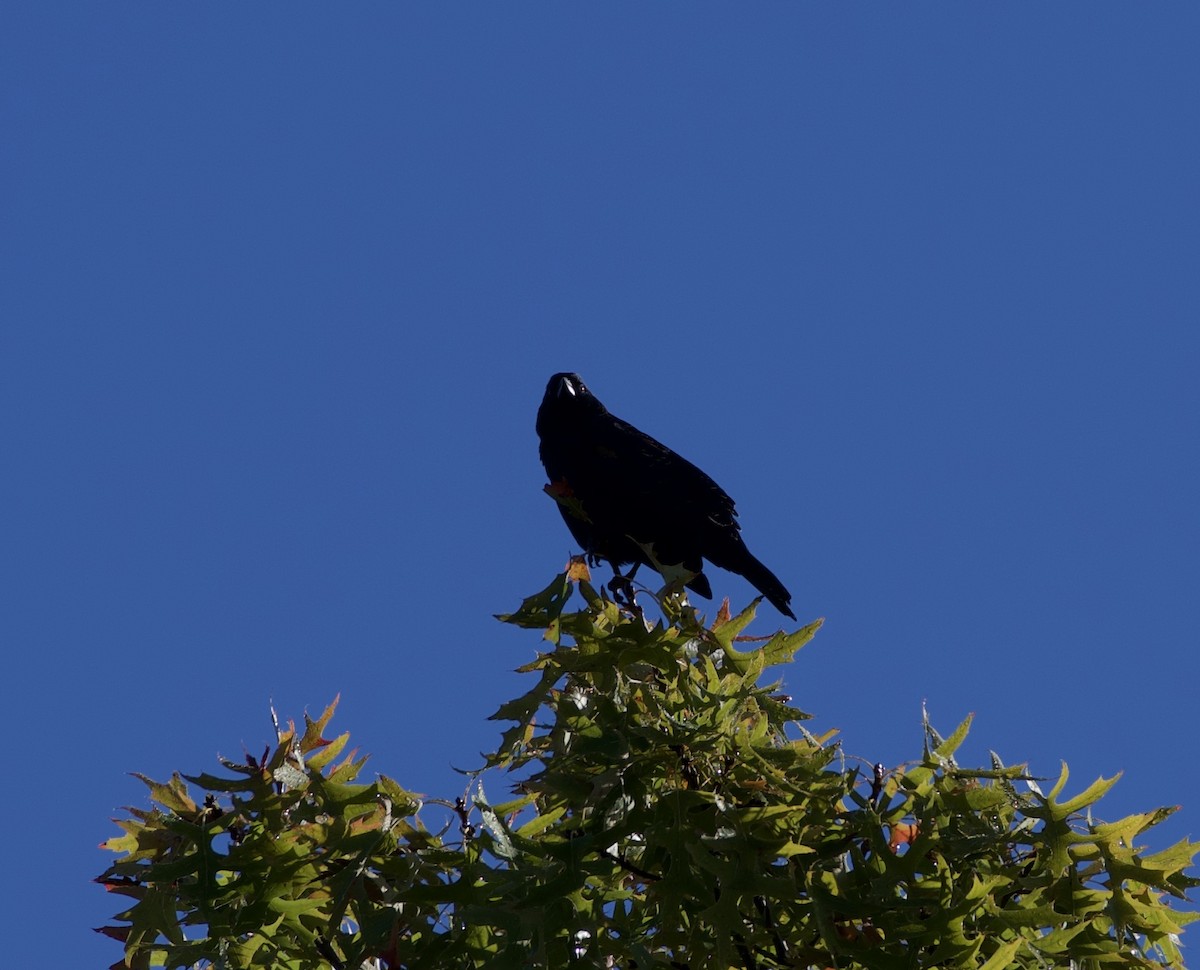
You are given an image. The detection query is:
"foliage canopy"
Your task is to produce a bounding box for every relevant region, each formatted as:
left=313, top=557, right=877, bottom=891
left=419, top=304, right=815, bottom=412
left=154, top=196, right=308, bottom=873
left=99, top=572, right=1198, bottom=968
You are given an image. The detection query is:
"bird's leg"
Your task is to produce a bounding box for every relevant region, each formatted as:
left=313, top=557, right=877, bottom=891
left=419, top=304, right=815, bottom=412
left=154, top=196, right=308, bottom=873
left=606, top=562, right=641, bottom=610
left=606, top=572, right=634, bottom=604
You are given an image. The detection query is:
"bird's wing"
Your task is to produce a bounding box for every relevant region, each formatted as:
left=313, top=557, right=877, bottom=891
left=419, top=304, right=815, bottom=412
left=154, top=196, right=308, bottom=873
left=575, top=414, right=740, bottom=550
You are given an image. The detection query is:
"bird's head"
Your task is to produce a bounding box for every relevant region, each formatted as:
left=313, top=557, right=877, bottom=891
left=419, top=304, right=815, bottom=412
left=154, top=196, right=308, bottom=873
left=548, top=372, right=586, bottom=397
left=538, top=372, right=607, bottom=431
left=544, top=373, right=605, bottom=408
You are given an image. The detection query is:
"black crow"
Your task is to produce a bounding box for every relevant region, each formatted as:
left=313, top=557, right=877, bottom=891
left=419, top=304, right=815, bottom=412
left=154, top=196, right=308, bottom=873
left=536, top=372, right=795, bottom=619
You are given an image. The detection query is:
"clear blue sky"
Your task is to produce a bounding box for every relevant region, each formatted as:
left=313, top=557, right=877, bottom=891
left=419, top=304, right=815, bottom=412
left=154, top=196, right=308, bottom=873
left=4, top=7, right=1198, bottom=963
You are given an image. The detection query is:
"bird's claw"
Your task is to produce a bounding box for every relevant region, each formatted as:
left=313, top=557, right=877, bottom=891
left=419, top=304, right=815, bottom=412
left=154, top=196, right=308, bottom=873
left=607, top=572, right=636, bottom=602
left=606, top=572, right=645, bottom=621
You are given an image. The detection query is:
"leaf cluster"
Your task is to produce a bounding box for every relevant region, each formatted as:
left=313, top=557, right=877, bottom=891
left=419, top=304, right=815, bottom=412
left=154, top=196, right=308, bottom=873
left=98, top=573, right=1199, bottom=969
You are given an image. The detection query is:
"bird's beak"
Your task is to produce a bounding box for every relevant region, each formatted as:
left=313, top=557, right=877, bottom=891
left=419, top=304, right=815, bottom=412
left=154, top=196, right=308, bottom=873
left=559, top=377, right=576, bottom=397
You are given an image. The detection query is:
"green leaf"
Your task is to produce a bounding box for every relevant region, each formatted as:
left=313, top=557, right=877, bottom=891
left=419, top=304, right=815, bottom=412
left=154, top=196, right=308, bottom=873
left=1057, top=772, right=1122, bottom=815
left=99, top=586, right=1200, bottom=970
left=130, top=773, right=197, bottom=816
left=709, top=597, right=763, bottom=648
left=978, top=938, right=1024, bottom=969
left=932, top=712, right=973, bottom=762
left=495, top=572, right=574, bottom=630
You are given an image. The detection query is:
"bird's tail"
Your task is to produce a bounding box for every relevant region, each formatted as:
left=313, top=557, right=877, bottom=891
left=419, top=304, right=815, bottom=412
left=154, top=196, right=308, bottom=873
left=714, top=545, right=795, bottom=620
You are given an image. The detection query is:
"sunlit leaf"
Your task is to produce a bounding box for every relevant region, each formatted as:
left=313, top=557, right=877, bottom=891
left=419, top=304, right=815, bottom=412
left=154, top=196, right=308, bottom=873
left=98, top=581, right=1198, bottom=970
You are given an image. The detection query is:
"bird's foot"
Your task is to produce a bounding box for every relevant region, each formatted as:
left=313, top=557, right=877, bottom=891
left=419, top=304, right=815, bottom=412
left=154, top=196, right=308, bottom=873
left=607, top=572, right=645, bottom=621
left=607, top=571, right=635, bottom=603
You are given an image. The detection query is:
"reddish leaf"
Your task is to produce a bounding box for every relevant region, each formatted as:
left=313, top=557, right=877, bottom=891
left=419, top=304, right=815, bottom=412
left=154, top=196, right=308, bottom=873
left=889, top=822, right=920, bottom=851
left=565, top=555, right=591, bottom=583
left=712, top=598, right=732, bottom=629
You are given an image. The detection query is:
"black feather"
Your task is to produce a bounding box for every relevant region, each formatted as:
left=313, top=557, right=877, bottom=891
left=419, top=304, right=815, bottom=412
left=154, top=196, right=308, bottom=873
left=536, top=372, right=795, bottom=619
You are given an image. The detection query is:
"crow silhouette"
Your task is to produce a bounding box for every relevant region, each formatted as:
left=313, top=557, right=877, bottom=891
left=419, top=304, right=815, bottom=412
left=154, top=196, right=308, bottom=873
left=536, top=372, right=795, bottom=619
